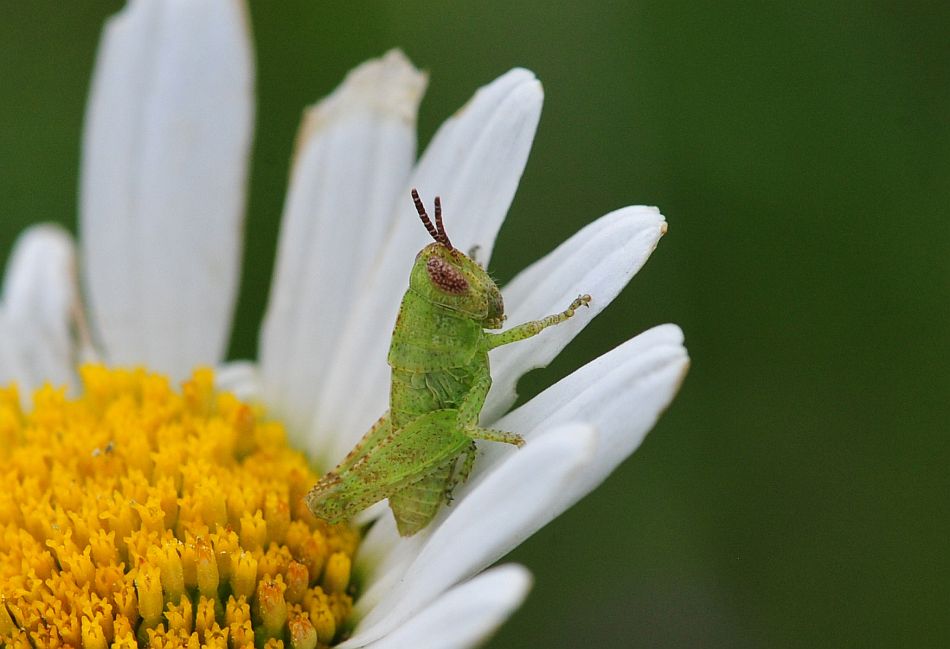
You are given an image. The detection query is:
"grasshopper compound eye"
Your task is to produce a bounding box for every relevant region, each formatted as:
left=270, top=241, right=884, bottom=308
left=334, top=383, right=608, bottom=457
left=426, top=257, right=469, bottom=294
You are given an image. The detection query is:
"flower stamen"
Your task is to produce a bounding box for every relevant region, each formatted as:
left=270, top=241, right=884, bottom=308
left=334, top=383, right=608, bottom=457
left=0, top=366, right=358, bottom=647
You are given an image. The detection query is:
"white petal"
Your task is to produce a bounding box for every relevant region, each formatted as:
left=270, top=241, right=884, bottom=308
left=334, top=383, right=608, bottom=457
left=352, top=564, right=532, bottom=649
left=396, top=68, right=543, bottom=266
left=258, top=50, right=426, bottom=452
left=349, top=424, right=596, bottom=644
left=351, top=513, right=422, bottom=616
left=80, top=0, right=254, bottom=380
left=215, top=360, right=262, bottom=402
left=316, top=70, right=544, bottom=462
left=483, top=206, right=667, bottom=422
left=358, top=323, right=688, bottom=600
left=0, top=225, right=82, bottom=392
left=485, top=324, right=688, bottom=511
left=354, top=507, right=403, bottom=574
left=354, top=327, right=686, bottom=636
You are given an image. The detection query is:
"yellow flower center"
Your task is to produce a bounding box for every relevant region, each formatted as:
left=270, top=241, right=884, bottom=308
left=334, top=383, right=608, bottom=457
left=0, top=366, right=359, bottom=648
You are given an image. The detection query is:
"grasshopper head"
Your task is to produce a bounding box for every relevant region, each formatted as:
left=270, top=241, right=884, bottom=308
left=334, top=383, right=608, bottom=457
left=409, top=190, right=505, bottom=329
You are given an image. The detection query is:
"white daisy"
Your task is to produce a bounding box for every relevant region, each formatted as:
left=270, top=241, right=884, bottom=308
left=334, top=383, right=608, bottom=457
left=0, top=1, right=688, bottom=647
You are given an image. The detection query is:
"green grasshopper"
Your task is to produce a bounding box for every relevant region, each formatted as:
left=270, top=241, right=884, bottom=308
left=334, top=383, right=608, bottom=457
left=306, top=189, right=591, bottom=536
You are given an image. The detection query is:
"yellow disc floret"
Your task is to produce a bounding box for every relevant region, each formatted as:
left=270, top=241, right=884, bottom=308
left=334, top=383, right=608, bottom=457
left=0, top=366, right=357, bottom=648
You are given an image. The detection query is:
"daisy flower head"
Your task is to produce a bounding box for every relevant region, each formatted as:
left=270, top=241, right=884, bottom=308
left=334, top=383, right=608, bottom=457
left=0, top=2, right=688, bottom=648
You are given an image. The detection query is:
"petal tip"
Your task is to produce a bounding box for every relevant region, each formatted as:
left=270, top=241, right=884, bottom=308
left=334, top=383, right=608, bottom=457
left=511, top=72, right=544, bottom=105
left=12, top=222, right=73, bottom=250
left=457, top=67, right=542, bottom=119
left=336, top=49, right=428, bottom=120
left=654, top=329, right=691, bottom=408
left=649, top=322, right=686, bottom=348
left=487, top=564, right=534, bottom=628
left=4, top=224, right=76, bottom=288
left=505, top=66, right=539, bottom=85
left=294, top=51, right=428, bottom=162
left=486, top=563, right=534, bottom=608
left=676, top=356, right=691, bottom=391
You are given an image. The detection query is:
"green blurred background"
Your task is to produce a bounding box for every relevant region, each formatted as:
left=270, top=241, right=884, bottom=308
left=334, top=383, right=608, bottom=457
left=2, top=2, right=948, bottom=647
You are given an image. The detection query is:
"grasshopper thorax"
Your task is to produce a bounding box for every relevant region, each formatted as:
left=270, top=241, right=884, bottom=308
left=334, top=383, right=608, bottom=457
left=409, top=190, right=505, bottom=329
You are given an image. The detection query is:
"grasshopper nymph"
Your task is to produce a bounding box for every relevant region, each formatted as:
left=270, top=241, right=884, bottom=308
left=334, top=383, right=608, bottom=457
left=306, top=190, right=591, bottom=536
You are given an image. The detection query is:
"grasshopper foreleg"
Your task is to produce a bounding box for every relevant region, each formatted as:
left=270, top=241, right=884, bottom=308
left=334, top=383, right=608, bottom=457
left=486, top=294, right=591, bottom=350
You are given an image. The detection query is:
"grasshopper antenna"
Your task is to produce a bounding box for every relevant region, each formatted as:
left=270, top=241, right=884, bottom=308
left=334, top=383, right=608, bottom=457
left=433, top=196, right=454, bottom=250
left=412, top=189, right=454, bottom=250
left=412, top=189, right=440, bottom=244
